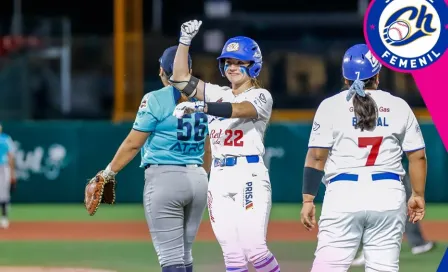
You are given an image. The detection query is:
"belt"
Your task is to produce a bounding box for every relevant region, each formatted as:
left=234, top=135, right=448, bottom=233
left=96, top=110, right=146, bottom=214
left=213, top=155, right=260, bottom=167
left=144, top=164, right=200, bottom=169
left=329, top=172, right=401, bottom=184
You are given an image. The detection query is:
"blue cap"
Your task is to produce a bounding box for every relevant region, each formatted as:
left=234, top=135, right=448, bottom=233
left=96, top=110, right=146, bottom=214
left=159, top=46, right=192, bottom=77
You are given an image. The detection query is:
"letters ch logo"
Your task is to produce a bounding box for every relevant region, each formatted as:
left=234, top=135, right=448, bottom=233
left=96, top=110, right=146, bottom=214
left=365, top=0, right=447, bottom=71
left=383, top=5, right=436, bottom=46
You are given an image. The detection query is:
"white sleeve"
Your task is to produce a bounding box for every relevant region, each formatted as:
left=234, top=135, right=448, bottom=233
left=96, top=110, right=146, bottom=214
left=204, top=83, right=230, bottom=102
left=401, top=104, right=425, bottom=152
left=308, top=99, right=334, bottom=148
left=244, top=89, right=273, bottom=120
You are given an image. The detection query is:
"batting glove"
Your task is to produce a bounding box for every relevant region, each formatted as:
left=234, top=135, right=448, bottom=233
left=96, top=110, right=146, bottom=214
left=173, top=101, right=206, bottom=119
left=179, top=20, right=202, bottom=46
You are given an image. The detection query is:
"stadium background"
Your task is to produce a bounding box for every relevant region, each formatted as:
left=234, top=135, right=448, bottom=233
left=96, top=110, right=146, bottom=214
left=0, top=0, right=446, bottom=271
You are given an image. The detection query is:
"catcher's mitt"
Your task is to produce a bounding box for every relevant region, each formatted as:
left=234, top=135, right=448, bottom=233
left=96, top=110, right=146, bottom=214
left=84, top=171, right=116, bottom=216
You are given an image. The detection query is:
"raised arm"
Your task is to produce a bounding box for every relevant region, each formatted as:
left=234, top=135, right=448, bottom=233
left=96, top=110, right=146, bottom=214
left=170, top=20, right=206, bottom=101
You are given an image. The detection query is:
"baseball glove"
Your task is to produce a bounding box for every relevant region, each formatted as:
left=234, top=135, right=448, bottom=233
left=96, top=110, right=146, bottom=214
left=84, top=171, right=116, bottom=216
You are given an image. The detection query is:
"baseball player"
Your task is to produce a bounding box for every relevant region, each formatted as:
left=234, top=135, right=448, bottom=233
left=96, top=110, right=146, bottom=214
left=96, top=46, right=211, bottom=272
left=0, top=124, right=16, bottom=229
left=170, top=20, right=280, bottom=272
left=300, top=44, right=427, bottom=272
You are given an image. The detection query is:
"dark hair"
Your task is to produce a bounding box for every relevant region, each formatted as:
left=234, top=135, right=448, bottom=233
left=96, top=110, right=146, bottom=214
left=345, top=76, right=379, bottom=132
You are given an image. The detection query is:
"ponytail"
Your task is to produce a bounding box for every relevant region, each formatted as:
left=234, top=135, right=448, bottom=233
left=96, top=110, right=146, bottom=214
left=346, top=78, right=378, bottom=132
left=250, top=78, right=262, bottom=88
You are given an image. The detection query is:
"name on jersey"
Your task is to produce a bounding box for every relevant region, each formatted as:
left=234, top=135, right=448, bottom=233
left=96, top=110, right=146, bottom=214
left=352, top=117, right=389, bottom=127
left=244, top=182, right=254, bottom=210
left=169, top=142, right=205, bottom=153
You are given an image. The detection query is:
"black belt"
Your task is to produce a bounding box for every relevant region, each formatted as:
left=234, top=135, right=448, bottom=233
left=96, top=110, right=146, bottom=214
left=144, top=164, right=200, bottom=169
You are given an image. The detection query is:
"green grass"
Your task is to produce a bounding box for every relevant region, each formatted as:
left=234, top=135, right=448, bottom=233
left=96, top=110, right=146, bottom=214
left=9, top=203, right=448, bottom=221
left=2, top=204, right=447, bottom=271
left=0, top=241, right=444, bottom=272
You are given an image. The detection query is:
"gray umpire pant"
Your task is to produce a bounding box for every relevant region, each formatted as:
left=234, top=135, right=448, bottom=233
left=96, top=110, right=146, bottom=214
left=403, top=174, right=427, bottom=247
left=0, top=165, right=11, bottom=203
left=143, top=165, right=208, bottom=267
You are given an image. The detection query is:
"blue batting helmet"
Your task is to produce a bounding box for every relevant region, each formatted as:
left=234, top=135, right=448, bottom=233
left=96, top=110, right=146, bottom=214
left=217, top=36, right=263, bottom=78
left=342, top=44, right=382, bottom=81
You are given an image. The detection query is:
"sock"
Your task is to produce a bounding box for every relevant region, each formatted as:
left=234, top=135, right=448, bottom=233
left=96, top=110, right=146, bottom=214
left=162, top=264, right=186, bottom=272
left=185, top=263, right=192, bottom=272
left=253, top=253, right=280, bottom=272
left=226, top=266, right=248, bottom=272
left=0, top=203, right=7, bottom=217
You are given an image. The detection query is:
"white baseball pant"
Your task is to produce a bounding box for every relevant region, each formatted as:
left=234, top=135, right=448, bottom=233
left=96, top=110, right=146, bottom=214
left=311, top=173, right=407, bottom=272
left=207, top=156, right=274, bottom=269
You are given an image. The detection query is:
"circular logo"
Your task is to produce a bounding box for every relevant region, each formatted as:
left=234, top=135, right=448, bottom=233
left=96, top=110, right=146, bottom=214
left=365, top=0, right=448, bottom=72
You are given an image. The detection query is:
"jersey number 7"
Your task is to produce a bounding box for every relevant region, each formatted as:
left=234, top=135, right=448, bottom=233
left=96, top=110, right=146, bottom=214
left=358, top=136, right=384, bottom=166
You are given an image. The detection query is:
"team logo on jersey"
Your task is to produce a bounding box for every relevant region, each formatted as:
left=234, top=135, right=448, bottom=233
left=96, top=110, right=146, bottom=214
left=208, top=117, right=227, bottom=125
left=140, top=99, right=147, bottom=108
left=365, top=0, right=447, bottom=71
left=244, top=182, right=254, bottom=210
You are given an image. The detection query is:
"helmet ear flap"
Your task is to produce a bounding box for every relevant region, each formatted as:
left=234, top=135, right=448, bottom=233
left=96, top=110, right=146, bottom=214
left=248, top=62, right=262, bottom=78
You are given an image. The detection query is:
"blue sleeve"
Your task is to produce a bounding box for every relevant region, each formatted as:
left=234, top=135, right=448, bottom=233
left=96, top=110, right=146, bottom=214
left=133, top=93, right=161, bottom=132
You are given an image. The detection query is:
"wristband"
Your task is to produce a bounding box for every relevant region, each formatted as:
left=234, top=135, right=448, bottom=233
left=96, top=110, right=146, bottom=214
left=206, top=102, right=233, bottom=118
left=302, top=167, right=325, bottom=196
left=103, top=164, right=117, bottom=177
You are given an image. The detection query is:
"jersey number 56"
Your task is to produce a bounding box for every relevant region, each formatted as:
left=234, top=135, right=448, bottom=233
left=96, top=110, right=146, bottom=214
left=177, top=113, right=207, bottom=141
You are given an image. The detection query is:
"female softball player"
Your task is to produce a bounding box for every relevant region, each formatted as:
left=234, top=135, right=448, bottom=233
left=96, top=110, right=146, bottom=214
left=300, top=44, right=427, bottom=272
left=170, top=20, right=280, bottom=272
left=97, top=46, right=211, bottom=272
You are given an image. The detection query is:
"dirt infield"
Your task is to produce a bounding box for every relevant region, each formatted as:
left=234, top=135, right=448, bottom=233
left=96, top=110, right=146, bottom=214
left=1, top=221, right=447, bottom=242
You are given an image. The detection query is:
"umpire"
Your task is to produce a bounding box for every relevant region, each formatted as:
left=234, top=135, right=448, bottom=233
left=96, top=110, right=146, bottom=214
left=0, top=124, right=16, bottom=229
